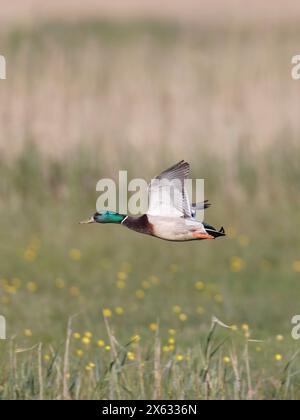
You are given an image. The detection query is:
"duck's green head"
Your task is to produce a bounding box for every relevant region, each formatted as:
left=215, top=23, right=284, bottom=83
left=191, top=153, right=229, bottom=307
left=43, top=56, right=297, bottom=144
left=80, top=211, right=126, bottom=224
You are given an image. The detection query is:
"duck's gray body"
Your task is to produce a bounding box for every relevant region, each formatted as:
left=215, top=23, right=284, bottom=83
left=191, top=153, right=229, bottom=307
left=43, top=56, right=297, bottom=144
left=122, top=213, right=225, bottom=242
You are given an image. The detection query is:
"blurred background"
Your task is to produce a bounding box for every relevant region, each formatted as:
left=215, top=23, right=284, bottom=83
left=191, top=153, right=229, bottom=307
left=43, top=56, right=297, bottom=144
left=1, top=0, right=300, bottom=399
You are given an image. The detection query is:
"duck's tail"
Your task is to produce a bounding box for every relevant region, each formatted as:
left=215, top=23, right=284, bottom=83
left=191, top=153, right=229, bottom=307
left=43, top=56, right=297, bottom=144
left=191, top=200, right=211, bottom=210
left=204, top=224, right=226, bottom=238
left=191, top=200, right=211, bottom=218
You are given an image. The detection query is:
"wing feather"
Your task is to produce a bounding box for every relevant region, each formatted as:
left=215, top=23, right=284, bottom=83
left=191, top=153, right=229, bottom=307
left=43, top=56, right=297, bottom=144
left=147, top=161, right=192, bottom=218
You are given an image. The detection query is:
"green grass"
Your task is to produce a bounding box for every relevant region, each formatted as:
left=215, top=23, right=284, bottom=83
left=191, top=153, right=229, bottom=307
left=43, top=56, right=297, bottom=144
left=0, top=144, right=300, bottom=399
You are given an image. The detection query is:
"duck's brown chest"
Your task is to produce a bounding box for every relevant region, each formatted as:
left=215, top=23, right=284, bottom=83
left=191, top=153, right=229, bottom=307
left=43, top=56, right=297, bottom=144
left=122, top=214, right=154, bottom=236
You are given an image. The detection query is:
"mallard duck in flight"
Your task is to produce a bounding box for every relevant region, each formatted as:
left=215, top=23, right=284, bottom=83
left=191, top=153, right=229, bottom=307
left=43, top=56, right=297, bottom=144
left=80, top=161, right=225, bottom=241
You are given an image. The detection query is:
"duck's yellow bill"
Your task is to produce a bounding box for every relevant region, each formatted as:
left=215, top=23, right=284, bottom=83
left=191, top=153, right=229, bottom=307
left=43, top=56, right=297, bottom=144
left=79, top=217, right=95, bottom=224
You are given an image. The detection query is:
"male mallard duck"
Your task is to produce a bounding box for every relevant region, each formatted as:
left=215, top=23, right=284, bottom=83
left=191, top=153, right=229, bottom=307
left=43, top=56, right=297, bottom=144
left=80, top=161, right=225, bottom=242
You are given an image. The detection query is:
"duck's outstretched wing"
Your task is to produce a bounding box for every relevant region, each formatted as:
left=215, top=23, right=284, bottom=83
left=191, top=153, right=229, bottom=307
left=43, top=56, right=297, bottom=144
left=147, top=160, right=192, bottom=218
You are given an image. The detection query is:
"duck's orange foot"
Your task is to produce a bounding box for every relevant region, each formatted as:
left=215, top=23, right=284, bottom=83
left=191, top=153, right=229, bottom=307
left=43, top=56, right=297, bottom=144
left=192, top=231, right=215, bottom=240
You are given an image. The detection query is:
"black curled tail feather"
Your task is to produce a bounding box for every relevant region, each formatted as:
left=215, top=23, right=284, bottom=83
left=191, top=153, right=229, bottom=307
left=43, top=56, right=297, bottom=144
left=205, top=226, right=226, bottom=238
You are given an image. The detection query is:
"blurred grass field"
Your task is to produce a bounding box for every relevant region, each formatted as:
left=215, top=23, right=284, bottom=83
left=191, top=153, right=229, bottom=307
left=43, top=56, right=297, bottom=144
left=1, top=16, right=300, bottom=399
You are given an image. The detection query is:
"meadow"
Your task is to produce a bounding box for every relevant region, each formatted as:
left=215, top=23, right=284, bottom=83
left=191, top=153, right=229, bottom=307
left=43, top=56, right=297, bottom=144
left=1, top=18, right=300, bottom=399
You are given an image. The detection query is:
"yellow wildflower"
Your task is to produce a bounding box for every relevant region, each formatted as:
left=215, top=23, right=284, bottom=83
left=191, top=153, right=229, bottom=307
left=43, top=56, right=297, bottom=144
left=196, top=306, right=205, bottom=315
left=141, top=280, right=151, bottom=289
left=117, top=271, right=127, bottom=280
left=69, top=286, right=80, bottom=297
left=97, top=340, right=105, bottom=347
left=5, top=285, right=17, bottom=295
left=24, top=329, right=32, bottom=337
left=76, top=349, right=84, bottom=357
left=69, top=248, right=81, bottom=261
left=82, top=336, right=91, bottom=345
left=12, top=278, right=22, bottom=288
left=292, top=261, right=300, bottom=273
left=172, top=305, right=181, bottom=314
left=230, top=256, right=245, bottom=272
left=115, top=306, right=124, bottom=315
left=27, top=282, right=38, bottom=293
left=135, top=289, right=145, bottom=299
left=179, top=313, right=188, bottom=322
left=149, top=323, right=158, bottom=332
left=276, top=334, right=284, bottom=342
left=127, top=352, right=135, bottom=361
left=23, top=248, right=37, bottom=262
left=214, top=294, right=223, bottom=304
left=195, top=281, right=205, bottom=290
left=102, top=308, right=112, bottom=318
left=149, top=275, right=160, bottom=285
